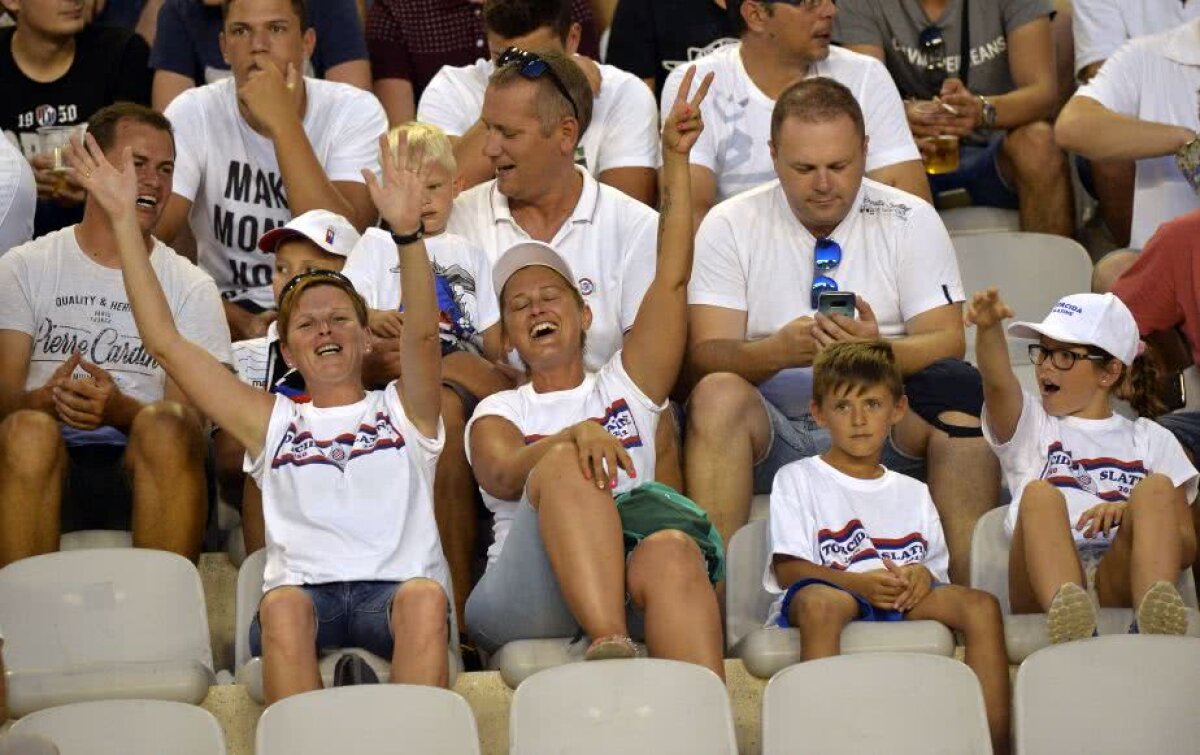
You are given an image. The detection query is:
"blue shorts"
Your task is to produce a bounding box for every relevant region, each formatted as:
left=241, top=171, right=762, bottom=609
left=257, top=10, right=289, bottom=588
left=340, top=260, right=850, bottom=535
left=775, top=577, right=946, bottom=627
left=249, top=580, right=404, bottom=659
left=929, top=135, right=1020, bottom=210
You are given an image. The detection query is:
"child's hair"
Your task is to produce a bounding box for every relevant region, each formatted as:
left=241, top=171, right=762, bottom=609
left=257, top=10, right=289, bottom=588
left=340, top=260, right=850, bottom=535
left=812, top=341, right=904, bottom=403
left=1099, top=347, right=1167, bottom=419
left=387, top=122, right=456, bottom=175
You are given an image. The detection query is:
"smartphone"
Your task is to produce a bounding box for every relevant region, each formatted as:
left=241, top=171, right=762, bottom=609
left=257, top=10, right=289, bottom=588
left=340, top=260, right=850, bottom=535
left=818, top=291, right=856, bottom=318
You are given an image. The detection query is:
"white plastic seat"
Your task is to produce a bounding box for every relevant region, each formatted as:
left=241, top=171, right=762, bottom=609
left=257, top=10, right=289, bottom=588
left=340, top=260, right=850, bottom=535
left=748, top=493, right=770, bottom=522
left=509, top=659, right=736, bottom=755
left=255, top=684, right=480, bottom=754
left=1015, top=635, right=1200, bottom=754
left=940, top=206, right=1021, bottom=236
left=234, top=549, right=462, bottom=703
left=4, top=700, right=225, bottom=755
left=726, top=520, right=954, bottom=679
left=57, top=530, right=132, bottom=551
left=0, top=549, right=215, bottom=718
left=762, top=653, right=992, bottom=754
left=969, top=505, right=1200, bottom=663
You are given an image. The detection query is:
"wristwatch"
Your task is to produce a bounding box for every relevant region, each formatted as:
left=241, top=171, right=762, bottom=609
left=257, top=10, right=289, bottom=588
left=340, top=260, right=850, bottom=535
left=978, top=95, right=997, bottom=130
left=390, top=220, right=425, bottom=246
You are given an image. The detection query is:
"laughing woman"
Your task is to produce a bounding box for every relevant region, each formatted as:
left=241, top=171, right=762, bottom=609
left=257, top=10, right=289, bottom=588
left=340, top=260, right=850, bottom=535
left=69, top=132, right=452, bottom=703
left=464, top=68, right=727, bottom=677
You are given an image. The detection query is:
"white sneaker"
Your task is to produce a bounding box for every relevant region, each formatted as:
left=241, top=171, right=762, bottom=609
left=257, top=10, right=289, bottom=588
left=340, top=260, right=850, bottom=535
left=1047, top=582, right=1097, bottom=644
left=1136, top=581, right=1188, bottom=636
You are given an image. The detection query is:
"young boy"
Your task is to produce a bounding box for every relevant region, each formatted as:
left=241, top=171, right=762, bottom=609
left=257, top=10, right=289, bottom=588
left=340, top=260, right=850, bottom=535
left=767, top=341, right=1010, bottom=753
left=341, top=122, right=512, bottom=631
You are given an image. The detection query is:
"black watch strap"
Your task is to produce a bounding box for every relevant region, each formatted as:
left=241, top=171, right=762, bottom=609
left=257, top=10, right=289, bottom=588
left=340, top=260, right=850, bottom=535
left=390, top=220, right=425, bottom=246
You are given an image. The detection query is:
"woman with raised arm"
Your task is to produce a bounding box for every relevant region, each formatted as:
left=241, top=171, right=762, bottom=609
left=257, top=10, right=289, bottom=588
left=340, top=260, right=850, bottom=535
left=69, top=132, right=452, bottom=702
left=464, top=68, right=726, bottom=677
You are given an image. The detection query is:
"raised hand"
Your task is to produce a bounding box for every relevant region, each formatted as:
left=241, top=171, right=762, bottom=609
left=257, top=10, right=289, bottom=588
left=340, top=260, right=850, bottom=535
left=965, top=288, right=1015, bottom=330
left=65, top=133, right=137, bottom=222
left=361, top=132, right=431, bottom=237
left=662, top=66, right=713, bottom=156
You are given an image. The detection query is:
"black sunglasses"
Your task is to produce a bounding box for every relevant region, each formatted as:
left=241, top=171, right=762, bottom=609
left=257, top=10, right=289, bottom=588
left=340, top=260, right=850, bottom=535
left=497, top=47, right=580, bottom=121
left=279, top=269, right=357, bottom=305
left=919, top=25, right=947, bottom=79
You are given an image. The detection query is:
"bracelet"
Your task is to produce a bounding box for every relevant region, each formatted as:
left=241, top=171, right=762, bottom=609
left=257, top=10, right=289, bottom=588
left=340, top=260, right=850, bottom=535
left=390, top=220, right=425, bottom=246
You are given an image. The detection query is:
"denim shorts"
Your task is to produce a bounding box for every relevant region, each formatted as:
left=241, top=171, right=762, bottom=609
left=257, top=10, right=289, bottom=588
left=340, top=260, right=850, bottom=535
left=775, top=577, right=947, bottom=627
left=249, top=580, right=403, bottom=659
left=928, top=134, right=1020, bottom=210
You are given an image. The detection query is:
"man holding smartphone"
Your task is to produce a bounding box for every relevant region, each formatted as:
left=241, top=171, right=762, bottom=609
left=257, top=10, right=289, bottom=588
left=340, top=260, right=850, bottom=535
left=684, top=77, right=996, bottom=584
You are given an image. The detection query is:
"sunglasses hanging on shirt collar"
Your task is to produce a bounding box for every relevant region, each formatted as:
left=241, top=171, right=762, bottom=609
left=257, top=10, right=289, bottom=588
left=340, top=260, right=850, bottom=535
left=811, top=237, right=843, bottom=309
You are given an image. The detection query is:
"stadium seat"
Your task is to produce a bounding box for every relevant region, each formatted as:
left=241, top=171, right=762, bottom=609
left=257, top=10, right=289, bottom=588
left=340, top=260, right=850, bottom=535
left=57, top=530, right=132, bottom=551
left=255, top=685, right=480, bottom=755
left=940, top=206, right=1021, bottom=236
left=749, top=493, right=770, bottom=522
left=509, top=659, right=736, bottom=755
left=969, top=506, right=1200, bottom=663
left=233, top=549, right=463, bottom=703
left=3, top=700, right=225, bottom=755
left=726, top=520, right=955, bottom=679
left=0, top=550, right=215, bottom=718
left=1014, top=635, right=1200, bottom=754
left=761, top=653, right=992, bottom=755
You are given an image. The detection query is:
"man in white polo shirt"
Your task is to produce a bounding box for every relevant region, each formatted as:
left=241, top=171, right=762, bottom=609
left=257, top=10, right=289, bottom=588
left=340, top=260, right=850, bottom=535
left=153, top=0, right=387, bottom=341
left=1056, top=17, right=1200, bottom=292
left=418, top=0, right=659, bottom=205
left=661, top=0, right=929, bottom=226
left=684, top=77, right=998, bottom=584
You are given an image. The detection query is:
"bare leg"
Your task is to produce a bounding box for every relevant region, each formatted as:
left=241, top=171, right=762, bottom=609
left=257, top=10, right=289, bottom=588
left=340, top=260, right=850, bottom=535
left=527, top=443, right=627, bottom=641
left=259, top=587, right=322, bottom=704
left=999, top=121, right=1075, bottom=237
left=126, top=401, right=207, bottom=561
left=627, top=530, right=724, bottom=680
left=1090, top=160, right=1135, bottom=249
left=1091, top=250, right=1138, bottom=294
left=0, top=411, right=66, bottom=567
left=213, top=429, right=246, bottom=510
left=1010, top=481, right=1085, bottom=611
left=1094, top=473, right=1191, bottom=608
left=684, top=373, right=772, bottom=547
left=653, top=408, right=684, bottom=492
left=786, top=584, right=857, bottom=660
left=907, top=586, right=1011, bottom=754
left=433, top=387, right=477, bottom=634
left=389, top=578, right=450, bottom=687
left=241, top=477, right=265, bottom=555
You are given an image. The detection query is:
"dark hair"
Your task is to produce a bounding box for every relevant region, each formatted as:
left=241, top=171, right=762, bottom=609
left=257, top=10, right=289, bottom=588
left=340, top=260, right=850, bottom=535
left=88, top=102, right=175, bottom=155
left=277, top=273, right=368, bottom=346
left=812, top=341, right=905, bottom=404
left=483, top=0, right=572, bottom=43
left=771, top=76, right=866, bottom=143
left=489, top=48, right=594, bottom=142
left=1099, top=347, right=1167, bottom=419
left=221, top=0, right=309, bottom=29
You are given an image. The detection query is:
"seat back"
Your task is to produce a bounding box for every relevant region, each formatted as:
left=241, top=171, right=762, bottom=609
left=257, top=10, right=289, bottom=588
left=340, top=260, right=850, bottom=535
left=762, top=653, right=991, bottom=755
left=255, top=685, right=480, bottom=754
left=6, top=700, right=226, bottom=755
left=510, top=659, right=737, bottom=755
left=1015, top=636, right=1200, bottom=754
left=725, top=520, right=774, bottom=652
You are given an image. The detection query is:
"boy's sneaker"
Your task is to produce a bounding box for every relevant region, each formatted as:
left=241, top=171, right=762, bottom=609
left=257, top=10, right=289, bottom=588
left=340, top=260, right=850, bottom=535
left=333, top=653, right=380, bottom=686
left=1047, top=582, right=1097, bottom=644
left=1135, top=581, right=1188, bottom=636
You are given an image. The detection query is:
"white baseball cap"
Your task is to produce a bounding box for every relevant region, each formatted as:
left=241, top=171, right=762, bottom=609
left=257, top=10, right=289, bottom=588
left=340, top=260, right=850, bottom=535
left=1007, top=293, right=1141, bottom=366
left=492, top=241, right=580, bottom=297
left=257, top=209, right=360, bottom=257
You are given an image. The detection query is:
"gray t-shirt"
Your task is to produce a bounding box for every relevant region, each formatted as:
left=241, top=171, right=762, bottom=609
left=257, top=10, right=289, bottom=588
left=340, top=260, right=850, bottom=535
left=834, top=0, right=1052, bottom=99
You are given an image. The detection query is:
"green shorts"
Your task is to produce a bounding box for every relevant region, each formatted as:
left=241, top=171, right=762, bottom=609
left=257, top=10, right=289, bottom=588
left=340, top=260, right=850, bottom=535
left=614, top=481, right=725, bottom=583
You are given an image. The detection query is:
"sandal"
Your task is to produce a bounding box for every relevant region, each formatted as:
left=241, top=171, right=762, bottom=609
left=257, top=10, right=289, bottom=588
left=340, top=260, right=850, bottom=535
left=584, top=634, right=638, bottom=661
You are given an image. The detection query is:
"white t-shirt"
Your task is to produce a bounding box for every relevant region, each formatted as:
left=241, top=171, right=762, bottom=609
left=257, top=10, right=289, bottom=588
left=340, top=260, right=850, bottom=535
left=984, top=391, right=1198, bottom=554
left=765, top=456, right=950, bottom=625
left=447, top=167, right=658, bottom=371
left=342, top=228, right=500, bottom=355
left=466, top=352, right=664, bottom=564
left=1075, top=20, right=1200, bottom=249
left=231, top=322, right=280, bottom=390
left=165, top=77, right=387, bottom=309
left=660, top=42, right=920, bottom=203
left=0, top=226, right=232, bottom=445
left=690, top=178, right=963, bottom=417
left=246, top=387, right=449, bottom=593
left=417, top=58, right=660, bottom=175
left=0, top=133, right=34, bottom=255
left=1072, top=0, right=1200, bottom=73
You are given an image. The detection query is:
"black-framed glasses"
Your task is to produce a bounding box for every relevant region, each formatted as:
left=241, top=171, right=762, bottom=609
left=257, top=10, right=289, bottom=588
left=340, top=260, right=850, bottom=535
left=810, top=237, right=842, bottom=309
left=279, top=268, right=357, bottom=304
left=919, top=25, right=947, bottom=80
left=1028, top=344, right=1109, bottom=370
left=497, top=47, right=580, bottom=121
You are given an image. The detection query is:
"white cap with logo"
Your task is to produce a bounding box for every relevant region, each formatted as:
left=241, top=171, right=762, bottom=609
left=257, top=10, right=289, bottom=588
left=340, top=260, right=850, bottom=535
left=1007, top=292, right=1141, bottom=366
left=492, top=240, right=580, bottom=297
left=257, top=209, right=361, bottom=258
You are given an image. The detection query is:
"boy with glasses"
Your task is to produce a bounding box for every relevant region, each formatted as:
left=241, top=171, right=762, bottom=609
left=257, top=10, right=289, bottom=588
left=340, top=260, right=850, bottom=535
left=685, top=78, right=996, bottom=585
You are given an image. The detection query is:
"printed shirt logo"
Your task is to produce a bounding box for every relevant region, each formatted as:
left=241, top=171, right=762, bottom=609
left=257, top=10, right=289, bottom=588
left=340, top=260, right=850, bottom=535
left=859, top=197, right=912, bottom=221
left=271, top=410, right=406, bottom=472
left=1040, top=442, right=1146, bottom=501
left=525, top=398, right=644, bottom=449
left=817, top=519, right=928, bottom=570
left=325, top=227, right=336, bottom=245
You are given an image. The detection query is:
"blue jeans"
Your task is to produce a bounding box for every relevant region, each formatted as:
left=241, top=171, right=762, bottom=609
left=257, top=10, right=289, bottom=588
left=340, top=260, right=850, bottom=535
left=928, top=134, right=1020, bottom=210
left=249, top=580, right=403, bottom=659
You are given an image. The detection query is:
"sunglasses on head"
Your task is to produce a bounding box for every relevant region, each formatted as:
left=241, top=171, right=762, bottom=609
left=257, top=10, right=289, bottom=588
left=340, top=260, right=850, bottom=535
left=810, top=237, right=842, bottom=309
left=496, top=47, right=580, bottom=121
left=279, top=268, right=357, bottom=305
